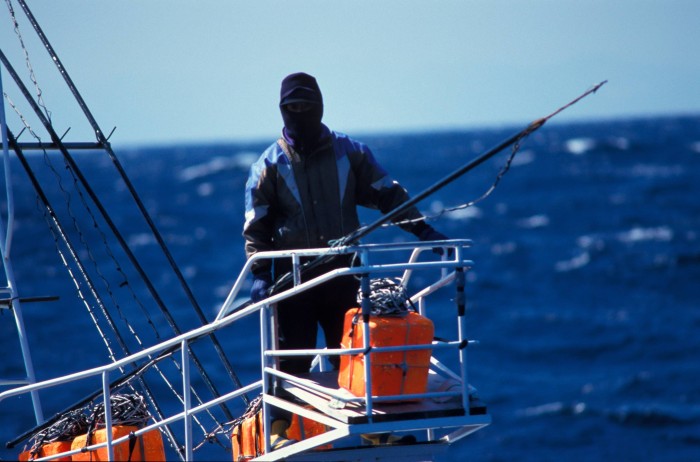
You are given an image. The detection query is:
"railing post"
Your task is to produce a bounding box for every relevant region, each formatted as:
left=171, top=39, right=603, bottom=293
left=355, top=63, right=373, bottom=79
left=181, top=339, right=193, bottom=461
left=101, top=370, right=114, bottom=462
left=359, top=248, right=374, bottom=421
left=455, top=246, right=470, bottom=411
left=261, top=303, right=273, bottom=454
left=292, top=252, right=301, bottom=286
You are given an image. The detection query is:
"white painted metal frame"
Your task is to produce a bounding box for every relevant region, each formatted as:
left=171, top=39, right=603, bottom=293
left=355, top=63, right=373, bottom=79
left=0, top=239, right=490, bottom=461
left=0, top=69, right=44, bottom=424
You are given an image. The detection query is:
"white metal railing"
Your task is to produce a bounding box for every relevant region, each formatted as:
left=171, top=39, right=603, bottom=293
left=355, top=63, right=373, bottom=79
left=0, top=239, right=484, bottom=461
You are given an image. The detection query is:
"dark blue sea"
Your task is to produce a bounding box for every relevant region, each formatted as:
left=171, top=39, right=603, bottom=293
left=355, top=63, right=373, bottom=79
left=1, top=115, right=699, bottom=461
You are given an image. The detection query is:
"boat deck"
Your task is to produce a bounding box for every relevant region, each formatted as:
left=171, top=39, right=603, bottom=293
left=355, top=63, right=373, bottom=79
left=282, top=370, right=487, bottom=425
left=269, top=370, right=489, bottom=461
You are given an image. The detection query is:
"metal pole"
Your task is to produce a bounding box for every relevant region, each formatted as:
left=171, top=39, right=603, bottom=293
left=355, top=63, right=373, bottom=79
left=261, top=304, right=272, bottom=454
left=455, top=246, right=469, bottom=411
left=181, top=340, right=193, bottom=461
left=359, top=249, right=374, bottom=421
left=102, top=370, right=115, bottom=462
left=0, top=68, right=43, bottom=424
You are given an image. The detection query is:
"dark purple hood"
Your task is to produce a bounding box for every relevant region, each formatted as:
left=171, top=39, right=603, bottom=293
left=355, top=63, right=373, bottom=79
left=279, top=72, right=325, bottom=152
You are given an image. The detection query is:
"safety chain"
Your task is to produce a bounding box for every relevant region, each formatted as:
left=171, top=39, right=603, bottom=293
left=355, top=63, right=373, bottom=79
left=4, top=0, right=52, bottom=123
left=193, top=394, right=263, bottom=451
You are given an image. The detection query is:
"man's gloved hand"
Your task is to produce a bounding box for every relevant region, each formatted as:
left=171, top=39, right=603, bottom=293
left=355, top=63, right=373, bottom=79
left=417, top=225, right=451, bottom=256
left=250, top=273, right=273, bottom=302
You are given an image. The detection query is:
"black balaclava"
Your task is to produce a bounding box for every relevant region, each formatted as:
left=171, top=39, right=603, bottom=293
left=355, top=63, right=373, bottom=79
left=279, top=72, right=325, bottom=152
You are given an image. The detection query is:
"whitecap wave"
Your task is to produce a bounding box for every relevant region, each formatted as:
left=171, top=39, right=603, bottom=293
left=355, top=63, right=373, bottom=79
left=617, top=226, right=673, bottom=243
left=445, top=206, right=483, bottom=221
left=576, top=235, right=604, bottom=250
left=555, top=251, right=590, bottom=272
left=518, top=401, right=586, bottom=417
left=511, top=150, right=535, bottom=166
left=197, top=182, right=214, bottom=197
left=517, top=214, right=550, bottom=229
left=606, top=403, right=700, bottom=426
left=491, top=241, right=517, bottom=255
left=565, top=137, right=596, bottom=155
left=128, top=232, right=156, bottom=247
left=565, top=136, right=630, bottom=155
left=178, top=152, right=258, bottom=182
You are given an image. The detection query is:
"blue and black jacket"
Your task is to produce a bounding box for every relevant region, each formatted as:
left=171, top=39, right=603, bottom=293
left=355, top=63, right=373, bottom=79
left=243, top=130, right=427, bottom=275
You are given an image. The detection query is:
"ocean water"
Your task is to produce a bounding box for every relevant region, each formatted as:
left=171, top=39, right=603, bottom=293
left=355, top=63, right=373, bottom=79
left=1, top=115, right=699, bottom=461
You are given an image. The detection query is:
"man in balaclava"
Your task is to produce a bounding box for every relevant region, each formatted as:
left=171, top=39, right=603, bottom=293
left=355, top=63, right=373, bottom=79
left=278, top=72, right=325, bottom=153
left=243, top=72, right=449, bottom=448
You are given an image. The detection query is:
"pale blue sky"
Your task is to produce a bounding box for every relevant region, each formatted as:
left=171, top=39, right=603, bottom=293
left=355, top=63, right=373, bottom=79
left=2, top=0, right=699, bottom=146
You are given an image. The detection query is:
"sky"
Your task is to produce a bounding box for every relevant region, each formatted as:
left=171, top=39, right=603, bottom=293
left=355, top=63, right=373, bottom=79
left=1, top=0, right=699, bottom=147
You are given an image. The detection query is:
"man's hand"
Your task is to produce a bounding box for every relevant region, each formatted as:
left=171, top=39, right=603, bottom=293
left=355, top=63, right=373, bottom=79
left=417, top=226, right=452, bottom=256
left=250, top=273, right=273, bottom=302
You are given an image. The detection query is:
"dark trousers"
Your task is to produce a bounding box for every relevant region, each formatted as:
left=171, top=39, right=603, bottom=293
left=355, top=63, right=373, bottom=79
left=276, top=272, right=359, bottom=372
left=269, top=256, right=360, bottom=422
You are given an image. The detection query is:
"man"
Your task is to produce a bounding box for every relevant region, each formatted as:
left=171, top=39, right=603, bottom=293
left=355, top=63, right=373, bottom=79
left=243, top=72, right=447, bottom=448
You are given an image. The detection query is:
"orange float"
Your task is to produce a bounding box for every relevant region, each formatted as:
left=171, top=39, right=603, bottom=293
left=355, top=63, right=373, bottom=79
left=71, top=425, right=165, bottom=461
left=338, top=307, right=434, bottom=397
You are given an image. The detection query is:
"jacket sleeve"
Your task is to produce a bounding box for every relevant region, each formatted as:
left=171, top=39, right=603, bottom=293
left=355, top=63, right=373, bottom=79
left=243, top=157, right=276, bottom=276
left=349, top=142, right=428, bottom=237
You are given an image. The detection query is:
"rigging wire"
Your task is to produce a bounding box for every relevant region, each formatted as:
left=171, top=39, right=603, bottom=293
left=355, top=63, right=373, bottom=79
left=5, top=85, right=229, bottom=452
left=14, top=0, right=249, bottom=408
left=43, top=143, right=222, bottom=443
left=5, top=127, right=186, bottom=456
left=0, top=44, right=237, bottom=429
left=2, top=3, right=236, bottom=451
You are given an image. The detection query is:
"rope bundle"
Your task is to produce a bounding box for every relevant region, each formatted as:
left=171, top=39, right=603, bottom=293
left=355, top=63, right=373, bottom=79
left=89, top=393, right=151, bottom=428
left=28, top=409, right=89, bottom=451
left=26, top=393, right=151, bottom=456
left=357, top=278, right=416, bottom=317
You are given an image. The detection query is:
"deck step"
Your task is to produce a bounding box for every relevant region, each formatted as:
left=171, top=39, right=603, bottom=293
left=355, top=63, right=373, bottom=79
left=282, top=371, right=482, bottom=425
